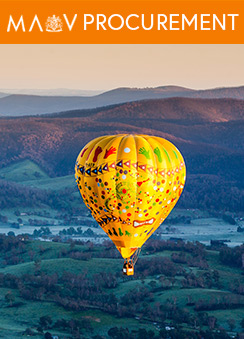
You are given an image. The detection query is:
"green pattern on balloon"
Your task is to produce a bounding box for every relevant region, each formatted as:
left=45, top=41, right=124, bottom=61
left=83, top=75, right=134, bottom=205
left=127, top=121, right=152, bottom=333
left=154, top=147, right=162, bottom=162
left=173, top=150, right=178, bottom=159
left=163, top=148, right=171, bottom=163
left=139, top=147, right=150, bottom=159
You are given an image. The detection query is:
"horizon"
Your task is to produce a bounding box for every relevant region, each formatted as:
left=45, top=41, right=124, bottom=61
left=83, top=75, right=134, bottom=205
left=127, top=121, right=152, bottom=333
left=0, top=44, right=244, bottom=90
left=0, top=83, right=243, bottom=95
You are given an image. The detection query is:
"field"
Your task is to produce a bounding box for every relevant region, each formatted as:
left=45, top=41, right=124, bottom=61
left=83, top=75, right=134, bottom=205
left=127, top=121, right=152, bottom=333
left=0, top=237, right=243, bottom=338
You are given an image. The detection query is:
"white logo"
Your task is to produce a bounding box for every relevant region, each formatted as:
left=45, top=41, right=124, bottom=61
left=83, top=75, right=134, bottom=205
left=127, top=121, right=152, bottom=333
left=45, top=15, right=63, bottom=32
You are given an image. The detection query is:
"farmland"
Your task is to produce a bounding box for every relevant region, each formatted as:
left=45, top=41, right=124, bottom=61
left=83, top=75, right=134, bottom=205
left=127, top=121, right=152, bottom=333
left=0, top=236, right=243, bottom=338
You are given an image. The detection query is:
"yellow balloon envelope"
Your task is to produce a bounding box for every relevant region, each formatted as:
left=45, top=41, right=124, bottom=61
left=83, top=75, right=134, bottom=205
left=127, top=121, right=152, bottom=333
left=75, top=134, right=186, bottom=270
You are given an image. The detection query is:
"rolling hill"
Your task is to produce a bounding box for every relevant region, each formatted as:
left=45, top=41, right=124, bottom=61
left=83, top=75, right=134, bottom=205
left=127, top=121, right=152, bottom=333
left=0, top=96, right=243, bottom=175
left=0, top=85, right=244, bottom=116
left=0, top=160, right=49, bottom=183
left=0, top=96, right=244, bottom=211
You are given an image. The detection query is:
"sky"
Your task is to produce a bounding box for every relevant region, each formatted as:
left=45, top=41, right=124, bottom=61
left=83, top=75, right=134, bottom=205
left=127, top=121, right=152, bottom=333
left=0, top=44, right=243, bottom=91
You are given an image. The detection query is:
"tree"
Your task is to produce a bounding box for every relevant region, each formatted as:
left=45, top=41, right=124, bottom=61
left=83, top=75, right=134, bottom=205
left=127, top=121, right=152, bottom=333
left=227, top=318, right=236, bottom=331
left=0, top=214, right=8, bottom=223
left=84, top=228, right=95, bottom=237
left=108, top=327, right=130, bottom=339
left=70, top=241, right=75, bottom=250
left=241, top=318, right=244, bottom=330
left=28, top=250, right=35, bottom=261
left=39, top=316, right=52, bottom=330
left=138, top=329, right=155, bottom=338
left=149, top=280, right=157, bottom=289
left=23, top=328, right=35, bottom=336
left=5, top=291, right=15, bottom=306
left=34, top=258, right=41, bottom=274
left=207, top=316, right=217, bottom=330
left=222, top=214, right=236, bottom=225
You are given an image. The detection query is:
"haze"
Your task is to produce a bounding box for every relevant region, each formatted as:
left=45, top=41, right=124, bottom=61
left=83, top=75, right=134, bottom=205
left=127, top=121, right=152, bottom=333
left=0, top=44, right=243, bottom=91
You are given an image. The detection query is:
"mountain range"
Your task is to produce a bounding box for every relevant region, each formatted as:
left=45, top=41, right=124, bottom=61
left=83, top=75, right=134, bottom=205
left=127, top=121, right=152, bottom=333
left=0, top=96, right=243, bottom=176
left=0, top=85, right=244, bottom=116
left=1, top=89, right=244, bottom=211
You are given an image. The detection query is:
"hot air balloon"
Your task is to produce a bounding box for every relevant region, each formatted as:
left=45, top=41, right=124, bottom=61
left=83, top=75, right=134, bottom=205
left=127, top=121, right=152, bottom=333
left=75, top=134, right=186, bottom=275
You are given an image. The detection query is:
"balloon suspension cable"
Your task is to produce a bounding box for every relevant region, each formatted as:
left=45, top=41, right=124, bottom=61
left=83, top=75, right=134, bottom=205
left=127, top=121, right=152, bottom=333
left=126, top=248, right=141, bottom=266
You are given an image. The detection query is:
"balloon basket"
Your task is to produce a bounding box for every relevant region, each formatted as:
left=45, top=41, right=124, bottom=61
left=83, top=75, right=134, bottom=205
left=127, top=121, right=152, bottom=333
left=122, top=248, right=141, bottom=276
left=122, top=260, right=134, bottom=276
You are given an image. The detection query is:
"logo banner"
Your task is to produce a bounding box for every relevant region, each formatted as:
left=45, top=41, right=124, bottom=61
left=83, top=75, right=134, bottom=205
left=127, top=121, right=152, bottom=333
left=1, top=1, right=244, bottom=43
